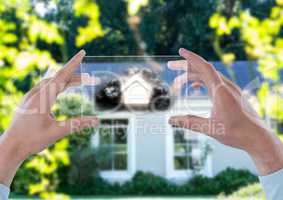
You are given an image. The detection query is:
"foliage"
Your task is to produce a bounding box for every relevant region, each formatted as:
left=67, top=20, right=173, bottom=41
left=11, top=158, right=39, bottom=195
left=0, top=0, right=104, bottom=199
left=43, top=0, right=262, bottom=59
left=126, top=0, right=149, bottom=16
left=12, top=93, right=97, bottom=198
left=73, top=0, right=104, bottom=47
left=0, top=0, right=67, bottom=199
left=218, top=183, right=265, bottom=199
left=0, top=0, right=60, bottom=131
left=138, top=0, right=217, bottom=56
left=26, top=140, right=70, bottom=194
left=54, top=168, right=258, bottom=196
left=179, top=168, right=258, bottom=196
left=53, top=93, right=97, bottom=150
left=212, top=168, right=259, bottom=194
left=121, top=172, right=174, bottom=195
left=57, top=147, right=118, bottom=195
left=29, top=0, right=274, bottom=59
left=209, top=0, right=283, bottom=134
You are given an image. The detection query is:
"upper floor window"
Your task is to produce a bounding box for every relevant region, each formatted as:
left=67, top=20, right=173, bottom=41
left=98, top=119, right=128, bottom=171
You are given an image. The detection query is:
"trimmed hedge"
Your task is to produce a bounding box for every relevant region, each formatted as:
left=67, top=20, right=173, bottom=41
left=56, top=168, right=258, bottom=196
left=12, top=168, right=259, bottom=196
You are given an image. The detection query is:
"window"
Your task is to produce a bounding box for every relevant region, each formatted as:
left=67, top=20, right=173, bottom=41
left=98, top=119, right=128, bottom=171
left=173, top=128, right=202, bottom=170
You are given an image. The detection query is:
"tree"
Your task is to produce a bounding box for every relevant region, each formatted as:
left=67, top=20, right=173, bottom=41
left=0, top=0, right=104, bottom=199
left=209, top=0, right=283, bottom=137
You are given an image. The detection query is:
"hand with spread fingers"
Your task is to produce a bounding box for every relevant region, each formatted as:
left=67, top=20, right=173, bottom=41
left=0, top=50, right=99, bottom=186
left=168, top=48, right=283, bottom=176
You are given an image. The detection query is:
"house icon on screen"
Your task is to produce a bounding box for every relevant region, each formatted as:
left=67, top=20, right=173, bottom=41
left=121, top=74, right=153, bottom=107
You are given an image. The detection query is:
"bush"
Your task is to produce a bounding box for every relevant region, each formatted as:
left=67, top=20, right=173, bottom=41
left=120, top=168, right=258, bottom=196
left=121, top=171, right=176, bottom=195
left=11, top=160, right=40, bottom=195
left=13, top=164, right=259, bottom=196
left=213, top=168, right=259, bottom=195
left=57, top=147, right=114, bottom=195
left=227, top=183, right=265, bottom=199
left=181, top=175, right=216, bottom=195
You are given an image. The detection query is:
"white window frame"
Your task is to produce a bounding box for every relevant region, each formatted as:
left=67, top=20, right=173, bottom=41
left=165, top=113, right=213, bottom=179
left=92, top=112, right=136, bottom=181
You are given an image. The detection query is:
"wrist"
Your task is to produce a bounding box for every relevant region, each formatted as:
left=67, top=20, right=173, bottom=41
left=0, top=132, right=25, bottom=186
left=246, top=125, right=283, bottom=176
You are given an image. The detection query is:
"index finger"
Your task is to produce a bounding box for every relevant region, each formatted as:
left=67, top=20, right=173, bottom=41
left=167, top=60, right=188, bottom=71
left=38, top=50, right=87, bottom=112
left=179, top=48, right=221, bottom=87
left=178, top=48, right=223, bottom=95
left=54, top=50, right=86, bottom=84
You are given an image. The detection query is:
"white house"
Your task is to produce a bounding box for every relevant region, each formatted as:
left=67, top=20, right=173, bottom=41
left=78, top=60, right=260, bottom=183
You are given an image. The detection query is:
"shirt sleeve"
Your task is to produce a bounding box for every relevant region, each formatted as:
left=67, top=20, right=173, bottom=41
left=0, top=184, right=9, bottom=200
left=259, top=167, right=283, bottom=200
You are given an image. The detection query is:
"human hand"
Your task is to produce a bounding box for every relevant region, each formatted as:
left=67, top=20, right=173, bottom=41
left=168, top=48, right=283, bottom=176
left=0, top=50, right=99, bottom=186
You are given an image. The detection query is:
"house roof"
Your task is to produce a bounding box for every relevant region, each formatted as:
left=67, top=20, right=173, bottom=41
left=80, top=60, right=264, bottom=96
left=121, top=73, right=152, bottom=92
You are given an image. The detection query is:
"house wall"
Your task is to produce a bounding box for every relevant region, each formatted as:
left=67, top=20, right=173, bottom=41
left=96, top=97, right=259, bottom=183
left=208, top=138, right=258, bottom=176
left=135, top=113, right=167, bottom=177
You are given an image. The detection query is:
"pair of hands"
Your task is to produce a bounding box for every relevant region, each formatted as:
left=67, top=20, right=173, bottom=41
left=0, top=48, right=283, bottom=187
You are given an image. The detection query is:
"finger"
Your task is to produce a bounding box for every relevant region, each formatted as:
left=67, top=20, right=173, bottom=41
left=167, top=60, right=188, bottom=71
left=178, top=48, right=223, bottom=95
left=168, top=59, right=241, bottom=97
left=191, top=81, right=203, bottom=89
left=220, top=74, right=241, bottom=97
left=53, top=50, right=86, bottom=85
left=167, top=58, right=257, bottom=118
left=45, top=50, right=86, bottom=96
left=25, top=73, right=99, bottom=108
left=169, top=115, right=211, bottom=135
left=39, top=50, right=86, bottom=112
left=167, top=59, right=197, bottom=74
left=22, top=78, right=52, bottom=102
left=64, top=74, right=100, bottom=88
left=53, top=116, right=100, bottom=139
left=171, top=73, right=202, bottom=95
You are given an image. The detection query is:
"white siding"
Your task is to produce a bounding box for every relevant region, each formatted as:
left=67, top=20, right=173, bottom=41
left=96, top=97, right=259, bottom=183
left=208, top=138, right=258, bottom=176
left=135, top=113, right=167, bottom=176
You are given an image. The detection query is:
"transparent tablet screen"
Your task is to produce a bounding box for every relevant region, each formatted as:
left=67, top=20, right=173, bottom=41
left=68, top=56, right=205, bottom=115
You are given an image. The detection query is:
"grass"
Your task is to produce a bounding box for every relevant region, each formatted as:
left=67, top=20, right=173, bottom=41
left=10, top=196, right=217, bottom=200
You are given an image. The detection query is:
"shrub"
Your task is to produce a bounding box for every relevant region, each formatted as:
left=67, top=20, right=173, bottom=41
left=227, top=183, right=265, bottom=199
left=213, top=168, right=259, bottom=195
left=11, top=159, right=40, bottom=195
left=181, top=175, right=216, bottom=195
left=13, top=164, right=259, bottom=196
left=121, top=171, right=175, bottom=195
left=57, top=147, right=113, bottom=195
left=178, top=168, right=258, bottom=196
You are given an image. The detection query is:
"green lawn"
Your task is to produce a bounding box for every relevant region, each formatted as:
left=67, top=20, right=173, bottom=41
left=10, top=197, right=217, bottom=200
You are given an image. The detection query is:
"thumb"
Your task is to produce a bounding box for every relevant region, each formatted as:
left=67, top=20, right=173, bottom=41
left=169, top=115, right=211, bottom=135
left=54, top=116, right=100, bottom=138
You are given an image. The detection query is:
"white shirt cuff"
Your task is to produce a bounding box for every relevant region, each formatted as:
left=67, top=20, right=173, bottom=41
left=0, top=184, right=9, bottom=200
left=259, top=167, right=283, bottom=200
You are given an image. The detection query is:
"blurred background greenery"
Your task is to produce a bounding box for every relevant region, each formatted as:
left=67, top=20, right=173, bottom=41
left=0, top=0, right=282, bottom=199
